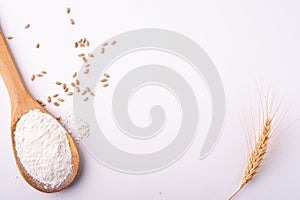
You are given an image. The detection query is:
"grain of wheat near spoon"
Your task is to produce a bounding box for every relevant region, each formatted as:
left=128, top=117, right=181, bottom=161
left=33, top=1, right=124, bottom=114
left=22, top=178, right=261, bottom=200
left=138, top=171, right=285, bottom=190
left=0, top=28, right=80, bottom=193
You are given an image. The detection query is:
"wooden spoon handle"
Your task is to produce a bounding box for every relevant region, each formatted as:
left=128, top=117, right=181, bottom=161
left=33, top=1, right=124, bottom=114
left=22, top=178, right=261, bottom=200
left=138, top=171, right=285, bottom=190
left=0, top=28, right=29, bottom=104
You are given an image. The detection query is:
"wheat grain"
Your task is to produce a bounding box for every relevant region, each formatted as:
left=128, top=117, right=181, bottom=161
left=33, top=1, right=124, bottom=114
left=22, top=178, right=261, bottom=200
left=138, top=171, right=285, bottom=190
left=31, top=75, right=35, bottom=81
left=228, top=115, right=273, bottom=200
left=82, top=90, right=87, bottom=95
left=58, top=98, right=64, bottom=102
left=72, top=72, right=77, bottom=78
left=36, top=99, right=43, bottom=105
left=84, top=68, right=89, bottom=74
left=100, top=48, right=105, bottom=54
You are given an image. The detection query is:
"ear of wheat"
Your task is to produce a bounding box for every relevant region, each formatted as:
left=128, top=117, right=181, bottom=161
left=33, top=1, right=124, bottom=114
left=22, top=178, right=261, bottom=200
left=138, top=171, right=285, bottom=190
left=228, top=110, right=273, bottom=200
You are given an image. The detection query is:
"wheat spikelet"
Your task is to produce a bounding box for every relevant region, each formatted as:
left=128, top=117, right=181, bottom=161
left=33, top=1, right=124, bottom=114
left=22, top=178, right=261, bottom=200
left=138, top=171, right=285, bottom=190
left=228, top=113, right=273, bottom=200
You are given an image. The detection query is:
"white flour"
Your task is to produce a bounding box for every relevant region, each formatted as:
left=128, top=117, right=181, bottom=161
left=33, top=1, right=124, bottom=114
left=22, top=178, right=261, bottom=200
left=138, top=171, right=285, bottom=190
left=60, top=112, right=90, bottom=143
left=14, top=109, right=73, bottom=189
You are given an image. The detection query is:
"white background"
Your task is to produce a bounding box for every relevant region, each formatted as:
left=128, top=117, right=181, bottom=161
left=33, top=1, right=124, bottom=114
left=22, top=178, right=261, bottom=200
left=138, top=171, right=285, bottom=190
left=0, top=0, right=300, bottom=199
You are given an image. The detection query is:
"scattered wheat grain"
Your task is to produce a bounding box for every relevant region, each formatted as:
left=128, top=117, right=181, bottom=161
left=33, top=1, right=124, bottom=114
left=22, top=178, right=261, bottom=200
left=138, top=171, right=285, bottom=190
left=100, top=48, right=105, bottom=54
left=72, top=72, right=77, bottom=78
left=75, top=87, right=80, bottom=93
left=58, top=98, right=64, bottom=102
left=84, top=69, right=89, bottom=74
left=31, top=75, right=35, bottom=81
left=82, top=90, right=87, bottom=95
left=36, top=99, right=43, bottom=105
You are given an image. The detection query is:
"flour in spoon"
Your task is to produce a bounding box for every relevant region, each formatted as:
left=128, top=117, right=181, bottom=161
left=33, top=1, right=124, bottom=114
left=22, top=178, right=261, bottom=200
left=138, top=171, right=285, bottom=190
left=14, top=109, right=73, bottom=189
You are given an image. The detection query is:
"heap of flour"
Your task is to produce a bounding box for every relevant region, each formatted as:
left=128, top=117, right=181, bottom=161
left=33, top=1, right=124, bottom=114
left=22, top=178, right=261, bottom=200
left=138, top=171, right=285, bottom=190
left=14, top=109, right=73, bottom=189
left=60, top=112, right=90, bottom=143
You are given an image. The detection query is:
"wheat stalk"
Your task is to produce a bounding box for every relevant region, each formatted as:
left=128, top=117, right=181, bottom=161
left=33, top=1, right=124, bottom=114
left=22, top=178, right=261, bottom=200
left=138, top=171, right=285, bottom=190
left=228, top=115, right=273, bottom=200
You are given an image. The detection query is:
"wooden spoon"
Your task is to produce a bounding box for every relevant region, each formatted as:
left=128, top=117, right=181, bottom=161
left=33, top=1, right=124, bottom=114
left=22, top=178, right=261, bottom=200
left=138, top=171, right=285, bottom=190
left=0, top=28, right=80, bottom=193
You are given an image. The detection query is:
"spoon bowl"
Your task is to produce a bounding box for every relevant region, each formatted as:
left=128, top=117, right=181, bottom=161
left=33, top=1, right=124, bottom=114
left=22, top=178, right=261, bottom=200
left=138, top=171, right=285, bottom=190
left=0, top=28, right=80, bottom=193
